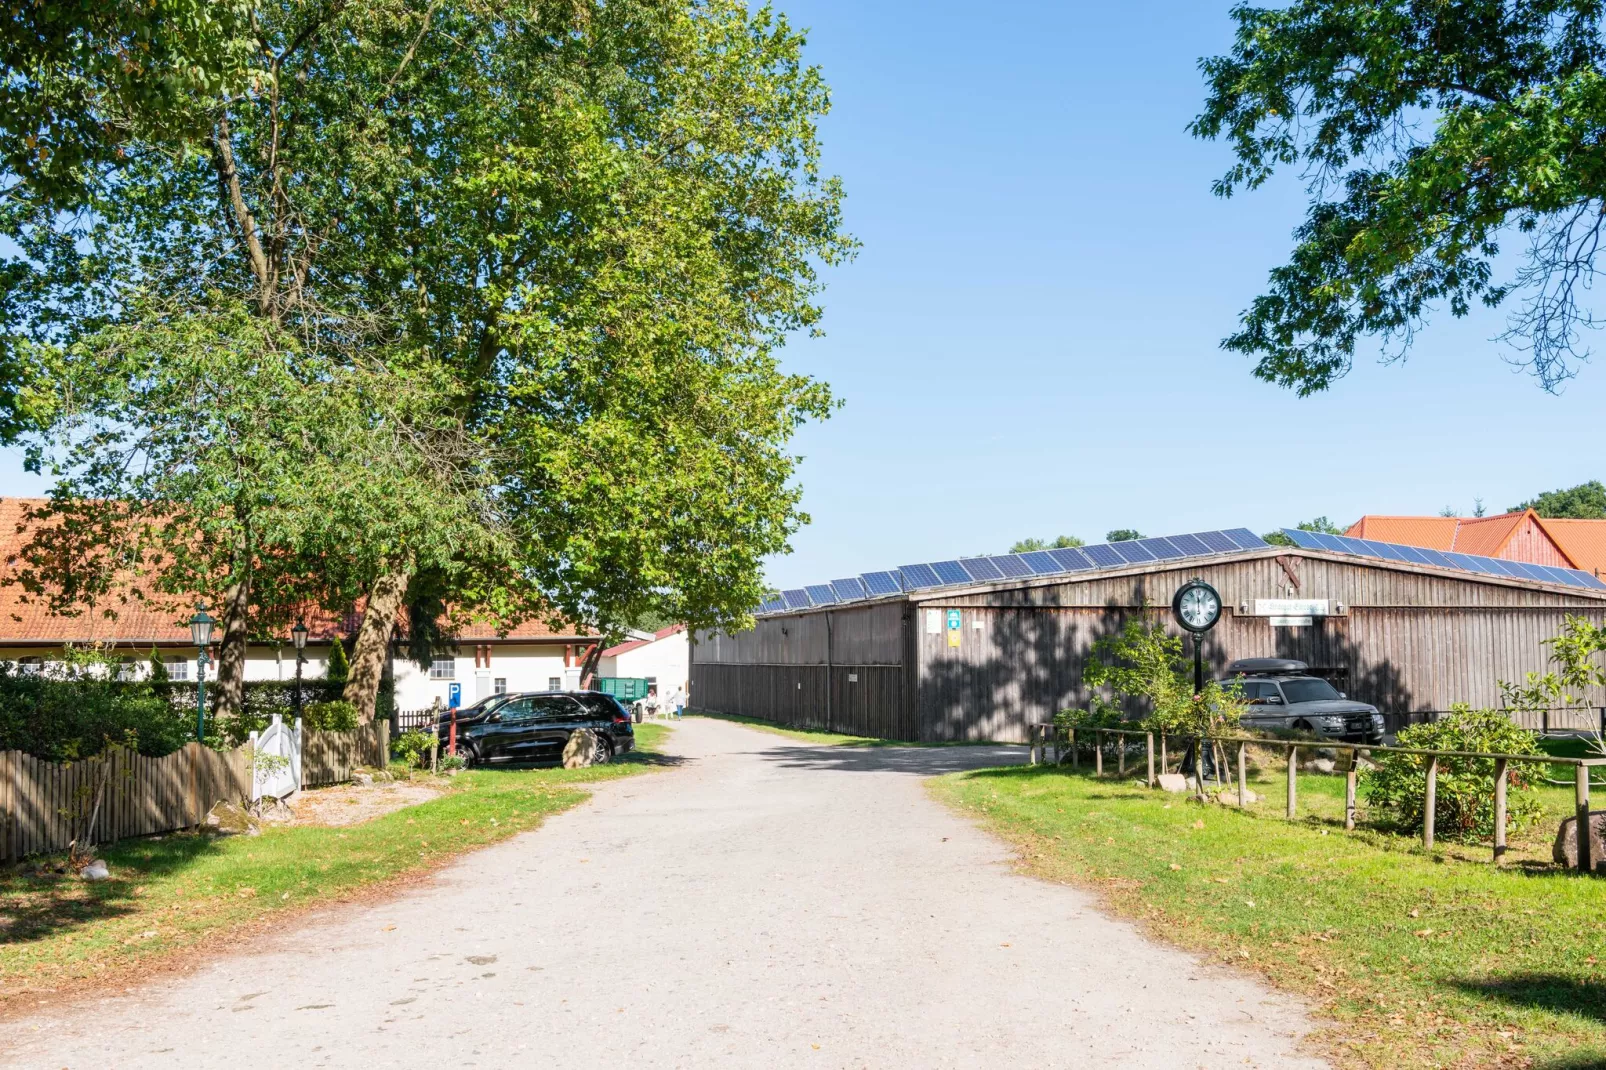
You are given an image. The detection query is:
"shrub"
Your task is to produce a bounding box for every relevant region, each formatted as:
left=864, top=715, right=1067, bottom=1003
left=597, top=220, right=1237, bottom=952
left=325, top=639, right=350, bottom=685
left=1079, top=617, right=1246, bottom=735
left=303, top=700, right=359, bottom=732
left=0, top=649, right=191, bottom=760
left=394, top=730, right=436, bottom=769
left=438, top=753, right=467, bottom=772
left=1363, top=705, right=1544, bottom=841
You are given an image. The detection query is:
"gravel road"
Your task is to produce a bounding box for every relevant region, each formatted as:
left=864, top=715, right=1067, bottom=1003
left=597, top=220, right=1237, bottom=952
left=3, top=716, right=1327, bottom=1069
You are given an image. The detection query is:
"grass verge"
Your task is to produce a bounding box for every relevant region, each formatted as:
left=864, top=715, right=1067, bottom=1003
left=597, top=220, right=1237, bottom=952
left=930, top=761, right=1606, bottom=1070
left=687, top=710, right=1022, bottom=748
left=0, top=723, right=673, bottom=1008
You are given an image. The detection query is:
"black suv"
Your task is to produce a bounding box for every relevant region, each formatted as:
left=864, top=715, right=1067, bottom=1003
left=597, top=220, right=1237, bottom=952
left=435, top=690, right=635, bottom=765
left=1222, top=659, right=1385, bottom=744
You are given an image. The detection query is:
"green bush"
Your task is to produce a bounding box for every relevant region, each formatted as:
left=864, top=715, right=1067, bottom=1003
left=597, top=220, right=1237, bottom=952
left=1363, top=705, right=1544, bottom=841
left=394, top=730, right=436, bottom=769
left=303, top=700, right=359, bottom=732
left=0, top=650, right=192, bottom=760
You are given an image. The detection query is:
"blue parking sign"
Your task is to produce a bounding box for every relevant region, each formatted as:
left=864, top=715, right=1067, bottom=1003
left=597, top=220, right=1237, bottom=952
left=448, top=682, right=461, bottom=708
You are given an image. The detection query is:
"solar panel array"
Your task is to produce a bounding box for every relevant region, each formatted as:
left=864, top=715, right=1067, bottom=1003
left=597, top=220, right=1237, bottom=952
left=1279, top=529, right=1606, bottom=590
left=754, top=528, right=1271, bottom=614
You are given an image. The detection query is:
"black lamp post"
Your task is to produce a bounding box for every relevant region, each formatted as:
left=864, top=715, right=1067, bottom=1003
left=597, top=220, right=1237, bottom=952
left=291, top=619, right=309, bottom=721
left=189, top=604, right=216, bottom=742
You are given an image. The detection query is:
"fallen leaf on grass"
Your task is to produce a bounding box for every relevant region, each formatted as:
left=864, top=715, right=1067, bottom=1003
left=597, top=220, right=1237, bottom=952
left=1192, top=820, right=1205, bottom=829
left=1168, top=863, right=1182, bottom=871
left=1414, top=928, right=1434, bottom=937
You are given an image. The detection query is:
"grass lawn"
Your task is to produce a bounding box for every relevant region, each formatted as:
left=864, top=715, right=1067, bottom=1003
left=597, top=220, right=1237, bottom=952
left=931, top=756, right=1606, bottom=1070
left=0, top=723, right=672, bottom=1006
left=687, top=710, right=1024, bottom=748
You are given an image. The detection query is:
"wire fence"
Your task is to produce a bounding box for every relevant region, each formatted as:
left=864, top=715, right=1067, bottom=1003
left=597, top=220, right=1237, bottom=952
left=1027, top=723, right=1606, bottom=873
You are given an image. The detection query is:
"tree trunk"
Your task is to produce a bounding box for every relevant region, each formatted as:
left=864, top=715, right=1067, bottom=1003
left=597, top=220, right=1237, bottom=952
left=214, top=574, right=251, bottom=722
left=578, top=641, right=601, bottom=689
left=344, top=568, right=411, bottom=722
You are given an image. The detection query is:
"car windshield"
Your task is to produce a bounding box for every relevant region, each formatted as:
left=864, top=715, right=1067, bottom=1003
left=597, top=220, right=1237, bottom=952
left=1280, top=678, right=1341, bottom=703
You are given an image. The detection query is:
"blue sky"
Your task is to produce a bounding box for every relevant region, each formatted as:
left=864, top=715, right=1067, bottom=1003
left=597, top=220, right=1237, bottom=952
left=756, top=0, right=1606, bottom=589
left=2, top=2, right=1603, bottom=595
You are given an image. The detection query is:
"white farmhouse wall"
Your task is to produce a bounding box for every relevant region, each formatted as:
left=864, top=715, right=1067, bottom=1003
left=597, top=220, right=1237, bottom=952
left=599, top=629, right=688, bottom=694
left=392, top=642, right=574, bottom=711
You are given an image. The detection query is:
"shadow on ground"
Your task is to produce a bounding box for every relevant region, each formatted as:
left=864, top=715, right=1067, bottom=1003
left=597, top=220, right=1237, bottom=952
left=756, top=742, right=1026, bottom=776
left=1455, top=974, right=1606, bottom=1028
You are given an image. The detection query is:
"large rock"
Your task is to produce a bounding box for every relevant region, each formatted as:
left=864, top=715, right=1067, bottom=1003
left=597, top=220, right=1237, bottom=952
left=1306, top=758, right=1337, bottom=775
left=79, top=859, right=109, bottom=881
left=204, top=799, right=261, bottom=836
left=562, top=728, right=600, bottom=769
left=1155, top=773, right=1189, bottom=793
left=1553, top=811, right=1606, bottom=870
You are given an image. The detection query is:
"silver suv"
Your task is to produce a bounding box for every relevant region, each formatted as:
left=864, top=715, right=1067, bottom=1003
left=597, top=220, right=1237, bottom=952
left=1222, top=659, right=1384, bottom=744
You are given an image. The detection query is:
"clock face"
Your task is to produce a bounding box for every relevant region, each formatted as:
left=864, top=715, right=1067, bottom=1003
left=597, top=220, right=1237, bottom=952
left=1173, top=581, right=1222, bottom=633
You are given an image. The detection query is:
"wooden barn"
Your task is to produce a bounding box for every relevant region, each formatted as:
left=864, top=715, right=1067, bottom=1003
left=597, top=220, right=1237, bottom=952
left=691, top=532, right=1606, bottom=742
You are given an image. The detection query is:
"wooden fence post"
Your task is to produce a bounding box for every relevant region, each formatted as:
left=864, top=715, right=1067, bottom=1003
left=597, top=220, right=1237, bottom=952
left=1576, top=764, right=1593, bottom=874
left=1095, top=731, right=1103, bottom=777
left=1493, top=758, right=1508, bottom=863
left=1237, top=743, right=1247, bottom=807
left=1069, top=728, right=1077, bottom=770
left=1344, top=768, right=1357, bottom=831
left=1029, top=726, right=1039, bottom=767
left=1146, top=733, right=1155, bottom=787
left=1286, top=746, right=1297, bottom=818
left=1117, top=733, right=1127, bottom=778
left=1423, top=756, right=1438, bottom=851
left=1160, top=733, right=1167, bottom=775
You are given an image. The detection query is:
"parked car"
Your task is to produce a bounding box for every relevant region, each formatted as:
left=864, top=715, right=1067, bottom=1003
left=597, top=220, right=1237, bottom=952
left=1220, top=659, right=1385, bottom=744
left=434, top=690, right=635, bottom=765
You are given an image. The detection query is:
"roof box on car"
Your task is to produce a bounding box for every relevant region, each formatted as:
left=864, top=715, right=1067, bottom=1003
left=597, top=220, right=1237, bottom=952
left=1224, top=658, right=1308, bottom=676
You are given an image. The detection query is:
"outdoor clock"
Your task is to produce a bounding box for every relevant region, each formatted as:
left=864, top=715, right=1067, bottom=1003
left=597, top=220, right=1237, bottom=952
left=1172, top=579, right=1222, bottom=634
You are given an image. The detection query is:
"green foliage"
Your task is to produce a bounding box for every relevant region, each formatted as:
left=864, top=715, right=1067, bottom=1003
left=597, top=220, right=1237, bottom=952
left=1105, top=529, right=1143, bottom=543
left=1009, top=535, right=1084, bottom=553
left=323, top=642, right=350, bottom=687
left=1080, top=618, right=1246, bottom=735
left=1364, top=706, right=1544, bottom=840
left=146, top=647, right=168, bottom=683
left=393, top=731, right=437, bottom=770
left=302, top=700, right=358, bottom=733
left=1511, top=480, right=1606, bottom=519
left=1192, top=2, right=1606, bottom=393
left=438, top=753, right=468, bottom=773
left=0, top=648, right=189, bottom=760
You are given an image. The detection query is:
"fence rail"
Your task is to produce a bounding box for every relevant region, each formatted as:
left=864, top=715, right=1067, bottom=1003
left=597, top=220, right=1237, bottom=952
left=394, top=707, right=440, bottom=734
left=1384, top=706, right=1605, bottom=736
left=1028, top=723, right=1606, bottom=874
left=1, top=721, right=393, bottom=861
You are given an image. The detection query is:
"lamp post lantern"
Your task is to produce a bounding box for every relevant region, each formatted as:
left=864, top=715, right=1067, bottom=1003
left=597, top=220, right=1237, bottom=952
left=189, top=605, right=216, bottom=743
left=291, top=619, right=309, bottom=721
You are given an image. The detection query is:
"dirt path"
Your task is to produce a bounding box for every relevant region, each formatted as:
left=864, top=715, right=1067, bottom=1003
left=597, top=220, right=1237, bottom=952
left=1, top=717, right=1327, bottom=1068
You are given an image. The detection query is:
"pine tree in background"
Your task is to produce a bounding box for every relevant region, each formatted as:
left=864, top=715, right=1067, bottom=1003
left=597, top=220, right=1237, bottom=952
left=325, top=639, right=350, bottom=686
left=147, top=646, right=168, bottom=682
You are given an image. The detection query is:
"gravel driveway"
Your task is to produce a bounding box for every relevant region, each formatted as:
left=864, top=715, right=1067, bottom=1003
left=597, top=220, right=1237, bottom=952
left=3, top=717, right=1327, bottom=1068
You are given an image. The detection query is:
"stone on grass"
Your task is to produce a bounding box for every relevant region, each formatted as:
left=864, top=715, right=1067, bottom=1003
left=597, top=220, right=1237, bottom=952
left=1553, top=811, right=1606, bottom=870
left=251, top=797, right=295, bottom=824
left=562, top=728, right=599, bottom=769
left=204, top=799, right=261, bottom=837
left=1156, top=773, right=1188, bottom=793
left=1308, top=758, right=1337, bottom=775
left=79, top=859, right=109, bottom=881
left=351, top=771, right=374, bottom=786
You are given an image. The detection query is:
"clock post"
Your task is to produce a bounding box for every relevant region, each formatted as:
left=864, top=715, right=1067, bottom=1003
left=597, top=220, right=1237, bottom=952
left=1172, top=579, right=1223, bottom=790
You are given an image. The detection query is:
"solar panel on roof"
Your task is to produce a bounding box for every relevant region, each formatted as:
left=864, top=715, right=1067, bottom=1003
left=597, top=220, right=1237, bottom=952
left=830, top=577, right=867, bottom=601
left=805, top=584, right=839, bottom=605
left=1278, top=528, right=1323, bottom=550
left=991, top=554, right=1034, bottom=578
left=1359, top=540, right=1411, bottom=562
left=1110, top=540, right=1157, bottom=564
left=930, top=559, right=972, bottom=586
left=1504, top=560, right=1552, bottom=582
left=1225, top=528, right=1269, bottom=549
left=860, top=571, right=902, bottom=597
left=960, top=556, right=1005, bottom=582
left=1440, top=552, right=1493, bottom=574
left=757, top=596, right=784, bottom=614
left=1317, top=531, right=1359, bottom=553
left=781, top=589, right=813, bottom=610
left=1478, top=557, right=1526, bottom=579
left=898, top=562, right=942, bottom=590
left=1534, top=564, right=1579, bottom=586
left=1568, top=569, right=1606, bottom=589
left=1083, top=543, right=1124, bottom=568
left=1194, top=526, right=1239, bottom=549
left=1019, top=550, right=1063, bottom=575
left=1390, top=544, right=1434, bottom=566
left=1136, top=536, right=1186, bottom=560
left=1047, top=546, right=1094, bottom=571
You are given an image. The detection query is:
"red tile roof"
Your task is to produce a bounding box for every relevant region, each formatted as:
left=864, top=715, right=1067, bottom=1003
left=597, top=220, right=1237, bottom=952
left=1346, top=510, right=1583, bottom=569
left=1541, top=519, right=1606, bottom=577
left=0, top=497, right=596, bottom=645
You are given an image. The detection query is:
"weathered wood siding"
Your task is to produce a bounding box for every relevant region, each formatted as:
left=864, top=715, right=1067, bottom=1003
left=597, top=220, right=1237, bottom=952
left=303, top=721, right=389, bottom=789
left=692, top=550, right=1606, bottom=743
left=691, top=601, right=916, bottom=739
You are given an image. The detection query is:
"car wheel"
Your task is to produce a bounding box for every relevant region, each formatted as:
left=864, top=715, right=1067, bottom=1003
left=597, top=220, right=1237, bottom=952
left=1291, top=719, right=1313, bottom=732
left=592, top=733, right=612, bottom=765
left=458, top=741, right=481, bottom=767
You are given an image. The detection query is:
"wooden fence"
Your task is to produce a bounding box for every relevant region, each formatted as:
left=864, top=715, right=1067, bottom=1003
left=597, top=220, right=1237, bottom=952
left=0, top=741, right=252, bottom=862
left=1029, top=723, right=1606, bottom=872
left=303, top=720, right=389, bottom=789
left=1, top=721, right=392, bottom=860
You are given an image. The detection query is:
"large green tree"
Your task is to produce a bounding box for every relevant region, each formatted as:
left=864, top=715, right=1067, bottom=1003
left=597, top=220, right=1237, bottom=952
left=6, top=0, right=852, bottom=720
left=1194, top=2, right=1606, bottom=394
left=1513, top=480, right=1606, bottom=517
